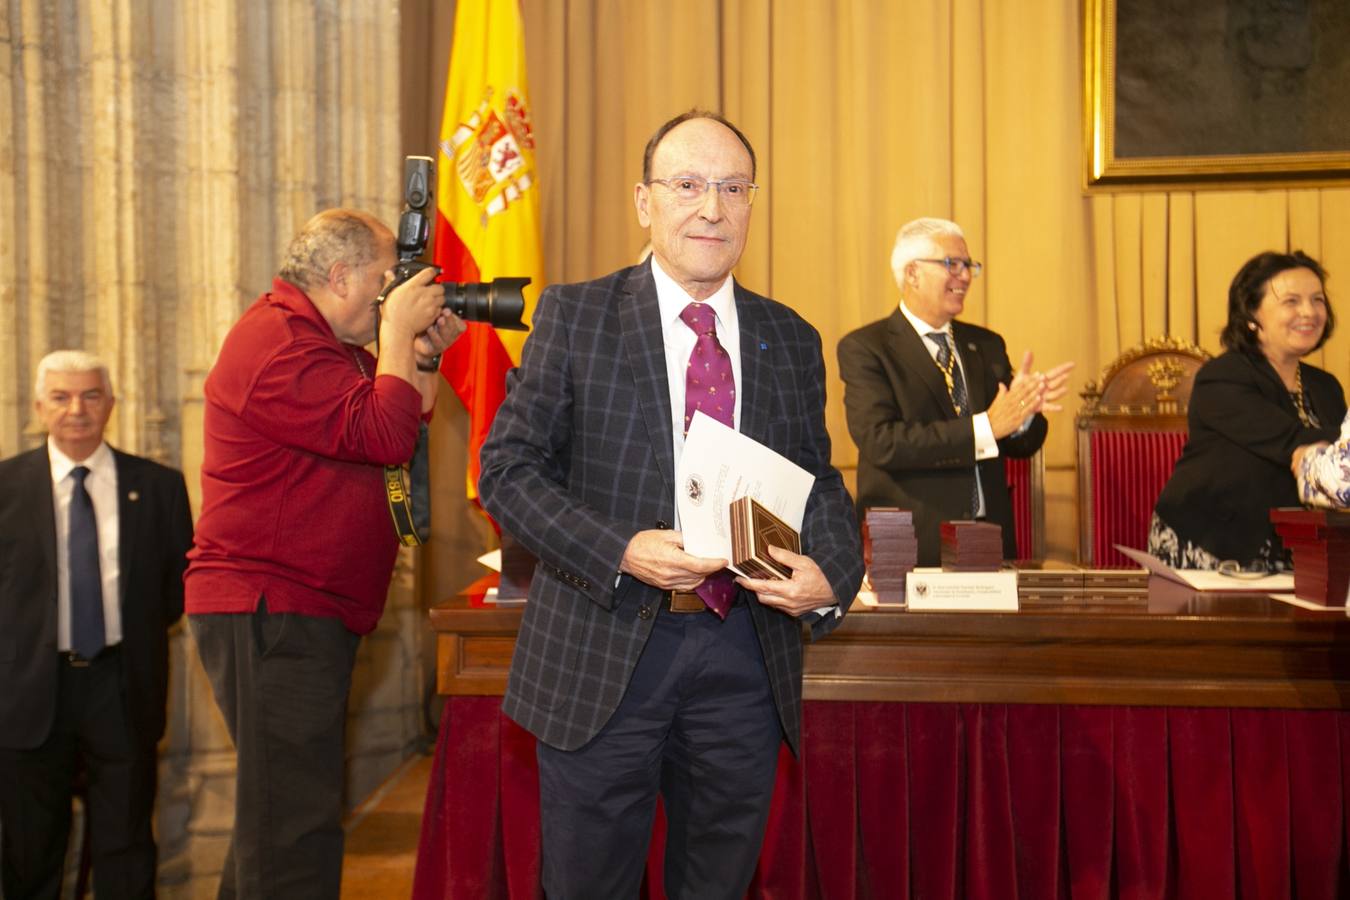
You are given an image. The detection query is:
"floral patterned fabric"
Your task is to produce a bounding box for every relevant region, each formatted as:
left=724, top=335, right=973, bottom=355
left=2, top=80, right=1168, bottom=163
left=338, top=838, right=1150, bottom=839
left=1148, top=513, right=1289, bottom=573
left=1298, top=411, right=1350, bottom=510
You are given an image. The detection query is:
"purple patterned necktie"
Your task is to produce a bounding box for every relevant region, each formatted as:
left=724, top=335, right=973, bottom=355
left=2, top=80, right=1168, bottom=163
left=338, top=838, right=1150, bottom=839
left=680, top=302, right=738, bottom=618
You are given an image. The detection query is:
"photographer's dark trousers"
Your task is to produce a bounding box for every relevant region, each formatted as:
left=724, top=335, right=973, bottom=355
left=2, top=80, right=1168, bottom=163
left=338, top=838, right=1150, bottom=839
left=191, top=597, right=360, bottom=900
left=0, top=646, right=158, bottom=900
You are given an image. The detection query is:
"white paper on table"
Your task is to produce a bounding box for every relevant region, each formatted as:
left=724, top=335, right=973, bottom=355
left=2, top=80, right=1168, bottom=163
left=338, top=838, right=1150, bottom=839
left=1114, top=545, right=1295, bottom=593
left=1267, top=593, right=1346, bottom=612
left=1272, top=580, right=1350, bottom=612
left=476, top=549, right=502, bottom=572
left=855, top=589, right=906, bottom=609
left=479, top=587, right=526, bottom=607
left=675, top=412, right=815, bottom=577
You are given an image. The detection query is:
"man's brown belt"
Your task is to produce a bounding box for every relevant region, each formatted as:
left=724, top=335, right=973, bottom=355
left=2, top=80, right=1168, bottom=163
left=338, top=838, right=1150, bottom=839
left=667, top=590, right=707, bottom=613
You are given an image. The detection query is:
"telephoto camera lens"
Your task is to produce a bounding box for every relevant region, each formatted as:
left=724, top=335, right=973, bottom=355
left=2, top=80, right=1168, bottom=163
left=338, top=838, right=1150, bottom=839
left=443, top=277, right=530, bottom=331
left=378, top=265, right=529, bottom=332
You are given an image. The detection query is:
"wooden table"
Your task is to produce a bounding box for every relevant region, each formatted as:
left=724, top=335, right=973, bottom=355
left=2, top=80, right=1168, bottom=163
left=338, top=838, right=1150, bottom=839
left=416, top=575, right=1350, bottom=900
left=433, top=574, right=1350, bottom=709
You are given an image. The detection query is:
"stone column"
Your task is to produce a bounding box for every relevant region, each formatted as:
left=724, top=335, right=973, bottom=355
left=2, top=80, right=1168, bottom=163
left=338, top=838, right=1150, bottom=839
left=165, top=0, right=248, bottom=890
left=1, top=1, right=424, bottom=895
left=12, top=0, right=54, bottom=452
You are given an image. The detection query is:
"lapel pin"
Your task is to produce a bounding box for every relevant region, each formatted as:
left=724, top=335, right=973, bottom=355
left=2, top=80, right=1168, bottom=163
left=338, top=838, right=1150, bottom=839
left=128, top=491, right=140, bottom=502
left=759, top=341, right=768, bottom=351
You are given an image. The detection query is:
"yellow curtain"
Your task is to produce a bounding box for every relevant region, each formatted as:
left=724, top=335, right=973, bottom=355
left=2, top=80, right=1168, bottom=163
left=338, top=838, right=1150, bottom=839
left=505, top=0, right=1350, bottom=557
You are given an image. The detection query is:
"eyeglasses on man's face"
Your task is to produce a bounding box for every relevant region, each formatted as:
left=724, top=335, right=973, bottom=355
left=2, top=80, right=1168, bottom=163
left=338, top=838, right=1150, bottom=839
left=647, top=176, right=759, bottom=207
left=915, top=257, right=983, bottom=278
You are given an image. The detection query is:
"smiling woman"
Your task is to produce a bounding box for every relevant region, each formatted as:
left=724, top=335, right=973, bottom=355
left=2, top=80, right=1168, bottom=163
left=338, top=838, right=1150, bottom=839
left=1150, top=250, right=1348, bottom=572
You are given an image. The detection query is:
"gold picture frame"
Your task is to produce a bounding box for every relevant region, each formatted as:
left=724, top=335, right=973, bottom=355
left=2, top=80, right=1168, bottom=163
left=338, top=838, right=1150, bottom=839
left=1083, top=0, right=1350, bottom=190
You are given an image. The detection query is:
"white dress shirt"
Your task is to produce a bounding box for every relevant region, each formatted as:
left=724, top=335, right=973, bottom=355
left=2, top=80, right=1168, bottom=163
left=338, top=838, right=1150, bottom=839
left=652, top=256, right=743, bottom=470
left=653, top=258, right=837, bottom=618
left=49, top=439, right=122, bottom=651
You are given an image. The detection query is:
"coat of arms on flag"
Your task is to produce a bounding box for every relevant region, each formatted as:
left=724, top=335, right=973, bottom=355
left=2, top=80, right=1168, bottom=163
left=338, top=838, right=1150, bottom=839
left=420, top=0, right=545, bottom=516
left=443, top=87, right=536, bottom=222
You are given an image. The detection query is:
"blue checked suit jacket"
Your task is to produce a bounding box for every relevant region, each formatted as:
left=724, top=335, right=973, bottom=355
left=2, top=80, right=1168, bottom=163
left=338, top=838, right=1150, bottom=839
left=479, top=261, right=864, bottom=754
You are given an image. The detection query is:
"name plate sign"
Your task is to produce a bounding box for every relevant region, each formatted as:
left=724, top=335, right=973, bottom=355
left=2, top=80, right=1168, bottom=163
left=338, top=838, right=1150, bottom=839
left=905, top=568, right=1019, bottom=612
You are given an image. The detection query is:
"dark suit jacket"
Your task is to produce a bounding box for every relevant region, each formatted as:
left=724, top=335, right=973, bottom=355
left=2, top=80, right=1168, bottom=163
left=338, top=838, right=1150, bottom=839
left=837, top=308, right=1047, bottom=566
left=479, top=262, right=864, bottom=755
left=0, top=446, right=193, bottom=749
left=1154, top=350, right=1346, bottom=563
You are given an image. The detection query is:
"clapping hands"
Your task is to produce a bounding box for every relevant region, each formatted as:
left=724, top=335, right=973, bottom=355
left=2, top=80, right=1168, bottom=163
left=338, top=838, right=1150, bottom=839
left=987, top=351, right=1075, bottom=438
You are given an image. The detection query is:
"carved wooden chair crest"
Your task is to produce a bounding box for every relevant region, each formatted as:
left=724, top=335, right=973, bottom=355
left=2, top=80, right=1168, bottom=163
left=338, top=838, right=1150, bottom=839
left=1076, top=336, right=1211, bottom=567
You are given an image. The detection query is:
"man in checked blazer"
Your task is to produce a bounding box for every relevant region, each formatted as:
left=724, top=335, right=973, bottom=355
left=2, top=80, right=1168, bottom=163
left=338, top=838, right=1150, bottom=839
left=479, top=111, right=864, bottom=899
left=838, top=217, right=1074, bottom=567
left=0, top=350, right=193, bottom=899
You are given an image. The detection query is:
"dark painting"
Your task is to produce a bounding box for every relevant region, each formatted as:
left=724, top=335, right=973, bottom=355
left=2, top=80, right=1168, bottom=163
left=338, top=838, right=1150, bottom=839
left=1113, top=0, right=1350, bottom=159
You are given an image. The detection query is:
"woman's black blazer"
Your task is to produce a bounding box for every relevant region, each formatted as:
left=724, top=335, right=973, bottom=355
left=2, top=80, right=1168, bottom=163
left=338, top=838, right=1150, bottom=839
left=1153, top=350, right=1346, bottom=563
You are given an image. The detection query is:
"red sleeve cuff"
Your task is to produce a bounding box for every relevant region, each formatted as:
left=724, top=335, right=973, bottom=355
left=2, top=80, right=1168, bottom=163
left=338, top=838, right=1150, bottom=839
left=372, top=373, right=424, bottom=421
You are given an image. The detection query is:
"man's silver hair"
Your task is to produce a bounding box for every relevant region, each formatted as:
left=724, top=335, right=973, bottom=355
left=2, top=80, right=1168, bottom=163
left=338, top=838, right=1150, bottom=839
left=889, top=217, right=966, bottom=288
left=35, top=349, right=114, bottom=398
left=277, top=209, right=388, bottom=292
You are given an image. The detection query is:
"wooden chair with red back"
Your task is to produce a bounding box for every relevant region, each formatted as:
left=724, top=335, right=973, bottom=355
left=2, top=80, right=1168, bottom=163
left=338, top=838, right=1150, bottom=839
left=1076, top=336, right=1211, bottom=567
left=1003, top=451, right=1045, bottom=560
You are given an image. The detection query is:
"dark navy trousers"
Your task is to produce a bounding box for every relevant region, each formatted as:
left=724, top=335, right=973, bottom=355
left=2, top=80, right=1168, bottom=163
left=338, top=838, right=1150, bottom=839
left=537, top=599, right=783, bottom=899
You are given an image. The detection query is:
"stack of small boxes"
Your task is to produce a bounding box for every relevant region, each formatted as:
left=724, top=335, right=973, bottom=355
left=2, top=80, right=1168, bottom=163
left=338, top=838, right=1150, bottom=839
left=939, top=521, right=1003, bottom=572
left=862, top=507, right=918, bottom=605
left=1080, top=566, right=1149, bottom=598
left=1270, top=509, right=1350, bottom=606
left=1013, top=560, right=1086, bottom=601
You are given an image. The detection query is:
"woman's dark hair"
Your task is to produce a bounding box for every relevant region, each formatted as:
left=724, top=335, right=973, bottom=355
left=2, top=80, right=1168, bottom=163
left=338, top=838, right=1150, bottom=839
left=1221, top=250, right=1335, bottom=354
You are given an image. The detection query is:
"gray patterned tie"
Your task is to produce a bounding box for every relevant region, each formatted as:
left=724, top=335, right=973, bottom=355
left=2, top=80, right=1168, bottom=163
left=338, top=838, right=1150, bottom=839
left=929, top=333, right=980, bottom=517
left=929, top=332, right=969, bottom=417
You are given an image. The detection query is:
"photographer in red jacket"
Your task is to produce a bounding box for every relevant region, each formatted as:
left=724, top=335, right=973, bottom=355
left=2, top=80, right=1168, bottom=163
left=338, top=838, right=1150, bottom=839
left=185, top=209, right=463, bottom=899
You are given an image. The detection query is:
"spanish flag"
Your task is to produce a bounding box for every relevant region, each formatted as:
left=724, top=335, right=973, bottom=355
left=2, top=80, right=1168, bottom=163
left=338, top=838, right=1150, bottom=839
left=435, top=0, right=544, bottom=505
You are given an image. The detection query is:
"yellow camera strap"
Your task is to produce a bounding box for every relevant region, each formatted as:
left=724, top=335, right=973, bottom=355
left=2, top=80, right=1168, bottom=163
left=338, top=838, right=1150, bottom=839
left=386, top=423, right=430, bottom=546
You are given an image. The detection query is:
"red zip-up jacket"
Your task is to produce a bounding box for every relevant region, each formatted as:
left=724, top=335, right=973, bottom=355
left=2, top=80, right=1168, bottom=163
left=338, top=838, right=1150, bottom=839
left=185, top=278, right=423, bottom=634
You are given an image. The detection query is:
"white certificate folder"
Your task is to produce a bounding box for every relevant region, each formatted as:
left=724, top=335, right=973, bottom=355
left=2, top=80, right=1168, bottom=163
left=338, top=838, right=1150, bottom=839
left=675, top=412, right=814, bottom=578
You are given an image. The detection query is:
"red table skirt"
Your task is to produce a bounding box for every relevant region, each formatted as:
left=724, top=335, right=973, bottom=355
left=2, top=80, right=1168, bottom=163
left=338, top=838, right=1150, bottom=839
left=412, top=698, right=1350, bottom=899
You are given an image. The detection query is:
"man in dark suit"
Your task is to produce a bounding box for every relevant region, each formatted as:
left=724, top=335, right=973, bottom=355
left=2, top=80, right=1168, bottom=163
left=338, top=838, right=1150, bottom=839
left=479, top=110, right=864, bottom=899
left=0, top=350, right=193, bottom=899
left=838, top=217, right=1073, bottom=566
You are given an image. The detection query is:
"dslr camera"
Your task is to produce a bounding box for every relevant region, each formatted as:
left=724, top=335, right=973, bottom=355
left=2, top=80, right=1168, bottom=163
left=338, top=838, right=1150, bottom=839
left=378, top=155, right=529, bottom=331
